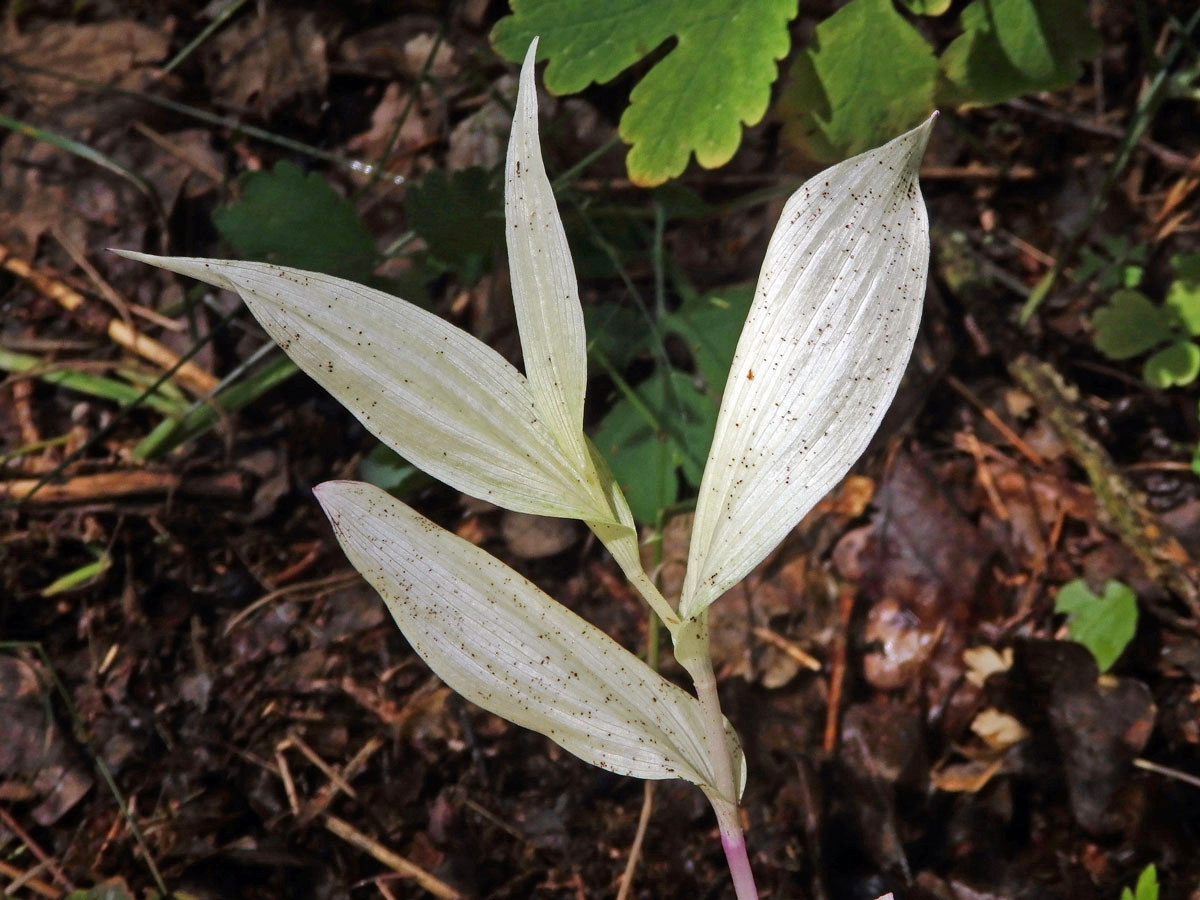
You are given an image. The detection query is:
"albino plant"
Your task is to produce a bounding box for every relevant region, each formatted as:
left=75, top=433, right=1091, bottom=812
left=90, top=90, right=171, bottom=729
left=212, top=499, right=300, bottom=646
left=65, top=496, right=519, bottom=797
left=118, top=39, right=933, bottom=900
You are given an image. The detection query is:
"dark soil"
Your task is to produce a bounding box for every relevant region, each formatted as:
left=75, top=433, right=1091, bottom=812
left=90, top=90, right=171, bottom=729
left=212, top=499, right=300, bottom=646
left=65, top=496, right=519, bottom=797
left=2, top=3, right=1200, bottom=900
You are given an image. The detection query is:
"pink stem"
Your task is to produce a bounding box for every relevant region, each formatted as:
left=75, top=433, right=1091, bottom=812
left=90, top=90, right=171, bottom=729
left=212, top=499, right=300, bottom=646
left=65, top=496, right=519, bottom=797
left=715, top=800, right=760, bottom=900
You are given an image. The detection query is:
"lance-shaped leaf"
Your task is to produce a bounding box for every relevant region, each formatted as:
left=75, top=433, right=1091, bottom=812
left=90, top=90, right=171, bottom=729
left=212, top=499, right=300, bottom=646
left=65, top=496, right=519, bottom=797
left=680, top=117, right=935, bottom=620
left=506, top=38, right=590, bottom=472
left=314, top=479, right=741, bottom=792
left=113, top=252, right=615, bottom=524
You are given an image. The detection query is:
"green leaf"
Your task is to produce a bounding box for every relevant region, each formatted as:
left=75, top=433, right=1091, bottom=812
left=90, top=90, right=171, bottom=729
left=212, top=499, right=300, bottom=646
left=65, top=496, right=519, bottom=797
left=939, top=0, right=1101, bottom=107
left=1166, top=276, right=1200, bottom=337
left=660, top=285, right=755, bottom=393
left=213, top=161, right=377, bottom=281
left=1121, top=864, right=1159, bottom=900
left=41, top=548, right=111, bottom=597
left=1054, top=578, right=1138, bottom=672
left=584, top=302, right=653, bottom=373
left=900, top=0, right=952, bottom=12
left=133, top=352, right=299, bottom=461
left=358, top=443, right=431, bottom=496
left=1075, top=235, right=1147, bottom=292
left=592, top=369, right=717, bottom=523
left=64, top=885, right=135, bottom=900
left=1092, top=290, right=1173, bottom=360
left=405, top=166, right=504, bottom=285
left=1143, top=340, right=1200, bottom=389
left=777, top=0, right=939, bottom=163
left=1171, top=252, right=1200, bottom=287
left=492, top=0, right=796, bottom=186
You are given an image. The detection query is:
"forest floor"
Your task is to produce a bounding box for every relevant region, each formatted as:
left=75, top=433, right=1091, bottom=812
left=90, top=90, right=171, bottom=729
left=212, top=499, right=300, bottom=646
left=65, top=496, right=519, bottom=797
left=2, top=3, right=1200, bottom=900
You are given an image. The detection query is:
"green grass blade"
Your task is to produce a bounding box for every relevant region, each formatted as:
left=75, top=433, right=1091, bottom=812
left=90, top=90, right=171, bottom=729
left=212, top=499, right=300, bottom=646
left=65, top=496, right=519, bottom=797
left=40, top=550, right=112, bottom=597
left=0, top=348, right=187, bottom=416
left=134, top=351, right=299, bottom=460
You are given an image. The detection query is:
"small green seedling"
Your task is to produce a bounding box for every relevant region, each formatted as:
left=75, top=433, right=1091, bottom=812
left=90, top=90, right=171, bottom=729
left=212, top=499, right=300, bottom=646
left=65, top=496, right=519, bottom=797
left=1092, top=252, right=1200, bottom=389
left=1054, top=578, right=1138, bottom=672
left=119, top=40, right=933, bottom=898
left=1121, top=863, right=1158, bottom=900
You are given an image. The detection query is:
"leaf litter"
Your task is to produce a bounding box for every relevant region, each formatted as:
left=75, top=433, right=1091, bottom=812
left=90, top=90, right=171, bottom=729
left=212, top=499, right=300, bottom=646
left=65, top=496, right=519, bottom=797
left=2, top=2, right=1200, bottom=899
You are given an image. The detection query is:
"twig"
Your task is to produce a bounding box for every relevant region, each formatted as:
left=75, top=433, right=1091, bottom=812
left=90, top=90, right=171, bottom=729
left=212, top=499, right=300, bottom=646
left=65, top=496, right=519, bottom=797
left=1133, top=757, right=1200, bottom=789
left=0, top=807, right=73, bottom=891
left=223, top=570, right=359, bottom=634
left=944, top=374, right=1045, bottom=467
left=323, top=815, right=464, bottom=900
left=0, top=470, right=244, bottom=503
left=300, top=736, right=385, bottom=823
left=824, top=583, right=856, bottom=754
left=283, top=733, right=359, bottom=799
left=1006, top=97, right=1200, bottom=176
left=275, top=744, right=301, bottom=817
left=132, top=121, right=225, bottom=184
left=0, top=244, right=218, bottom=396
left=752, top=625, right=822, bottom=671
left=1009, top=355, right=1200, bottom=621
left=0, top=859, right=61, bottom=899
left=955, top=431, right=1010, bottom=522
left=615, top=781, right=656, bottom=900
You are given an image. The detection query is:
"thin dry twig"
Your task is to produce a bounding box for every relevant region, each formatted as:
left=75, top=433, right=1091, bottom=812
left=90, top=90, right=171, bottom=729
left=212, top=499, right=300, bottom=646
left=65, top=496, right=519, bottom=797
left=275, top=743, right=301, bottom=817
left=615, top=781, right=656, bottom=900
left=824, top=582, right=856, bottom=754
left=752, top=625, right=822, bottom=671
left=0, top=470, right=244, bottom=503
left=284, top=732, right=360, bottom=800
left=945, top=374, right=1045, bottom=467
left=955, top=431, right=1010, bottom=522
left=1133, top=757, right=1200, bottom=790
left=223, top=570, right=359, bottom=634
left=0, top=243, right=218, bottom=395
left=0, top=807, right=73, bottom=891
left=0, top=858, right=62, bottom=899
left=324, top=815, right=464, bottom=900
left=300, top=735, right=385, bottom=823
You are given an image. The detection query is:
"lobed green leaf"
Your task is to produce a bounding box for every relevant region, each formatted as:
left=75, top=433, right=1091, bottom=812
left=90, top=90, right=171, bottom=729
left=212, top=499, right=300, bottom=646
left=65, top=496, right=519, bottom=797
left=492, top=0, right=796, bottom=186
left=777, top=0, right=938, bottom=163
left=1054, top=578, right=1138, bottom=673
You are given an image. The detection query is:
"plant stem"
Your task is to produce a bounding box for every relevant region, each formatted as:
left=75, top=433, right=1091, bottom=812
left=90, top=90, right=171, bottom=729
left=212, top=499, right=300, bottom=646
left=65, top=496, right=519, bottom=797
left=684, top=615, right=759, bottom=900
left=712, top=796, right=759, bottom=900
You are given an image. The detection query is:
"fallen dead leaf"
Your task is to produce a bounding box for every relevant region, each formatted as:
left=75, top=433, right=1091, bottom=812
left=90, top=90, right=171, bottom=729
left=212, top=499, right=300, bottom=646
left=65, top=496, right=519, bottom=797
left=7, top=20, right=169, bottom=108
left=206, top=10, right=328, bottom=120
left=500, top=510, right=578, bottom=560
left=344, top=82, right=436, bottom=179
left=970, top=707, right=1028, bottom=751
left=930, top=756, right=1005, bottom=793
left=963, top=645, right=1014, bottom=688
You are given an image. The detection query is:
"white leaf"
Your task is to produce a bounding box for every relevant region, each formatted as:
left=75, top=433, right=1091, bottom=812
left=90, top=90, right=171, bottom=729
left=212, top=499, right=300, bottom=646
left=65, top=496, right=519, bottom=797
left=314, top=479, right=738, bottom=790
left=505, top=38, right=591, bottom=472
left=681, top=117, right=935, bottom=619
left=113, top=252, right=615, bottom=524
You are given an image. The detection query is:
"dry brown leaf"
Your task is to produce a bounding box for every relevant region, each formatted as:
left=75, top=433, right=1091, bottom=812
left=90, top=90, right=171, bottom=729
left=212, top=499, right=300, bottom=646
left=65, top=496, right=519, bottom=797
left=970, top=707, right=1028, bottom=751
left=207, top=11, right=328, bottom=118
left=7, top=20, right=169, bottom=108
left=963, top=645, right=1013, bottom=688
left=930, top=756, right=1005, bottom=793
left=500, top=510, right=579, bottom=560
left=344, top=82, right=435, bottom=177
